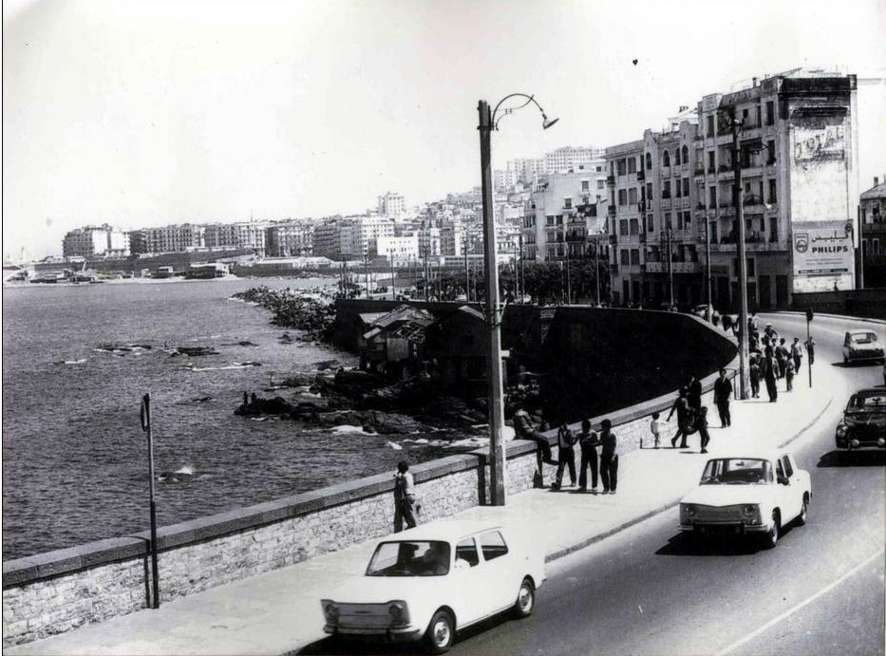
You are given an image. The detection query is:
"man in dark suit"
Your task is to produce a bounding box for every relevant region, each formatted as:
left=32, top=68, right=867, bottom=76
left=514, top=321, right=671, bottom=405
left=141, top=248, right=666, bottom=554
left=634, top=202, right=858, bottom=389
left=713, top=368, right=733, bottom=427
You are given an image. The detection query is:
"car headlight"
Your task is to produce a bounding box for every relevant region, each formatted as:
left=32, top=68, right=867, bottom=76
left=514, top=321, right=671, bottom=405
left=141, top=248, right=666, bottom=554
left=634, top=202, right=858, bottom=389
left=322, top=601, right=339, bottom=623
left=836, top=424, right=847, bottom=437
left=388, top=600, right=409, bottom=627
left=742, top=504, right=760, bottom=523
left=681, top=503, right=697, bottom=520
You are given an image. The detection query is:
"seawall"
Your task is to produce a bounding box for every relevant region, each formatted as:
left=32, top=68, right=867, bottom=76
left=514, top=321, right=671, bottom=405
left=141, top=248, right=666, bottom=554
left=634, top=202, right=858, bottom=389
left=3, top=305, right=737, bottom=647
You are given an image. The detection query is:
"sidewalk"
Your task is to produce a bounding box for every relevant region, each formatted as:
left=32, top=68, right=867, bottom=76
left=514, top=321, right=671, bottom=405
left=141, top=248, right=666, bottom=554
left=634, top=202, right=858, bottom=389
left=7, top=360, right=841, bottom=656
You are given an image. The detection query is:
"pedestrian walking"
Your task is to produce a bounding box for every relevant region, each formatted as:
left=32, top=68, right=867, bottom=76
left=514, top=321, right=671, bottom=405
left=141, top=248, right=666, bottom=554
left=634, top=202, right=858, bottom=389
left=791, top=337, right=803, bottom=372
left=776, top=338, right=789, bottom=379
left=785, top=358, right=795, bottom=391
left=687, top=375, right=702, bottom=411
left=698, top=407, right=711, bottom=454
left=599, top=419, right=618, bottom=494
left=750, top=355, right=761, bottom=398
left=805, top=336, right=816, bottom=365
left=578, top=418, right=600, bottom=492
left=713, top=368, right=733, bottom=427
left=667, top=387, right=693, bottom=449
left=553, top=421, right=577, bottom=489
left=393, top=461, right=419, bottom=532
left=649, top=412, right=662, bottom=449
left=764, top=354, right=778, bottom=402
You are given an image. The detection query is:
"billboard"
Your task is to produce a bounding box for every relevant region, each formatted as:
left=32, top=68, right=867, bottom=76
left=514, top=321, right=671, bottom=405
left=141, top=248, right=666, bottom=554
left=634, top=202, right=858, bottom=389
left=792, top=220, right=855, bottom=293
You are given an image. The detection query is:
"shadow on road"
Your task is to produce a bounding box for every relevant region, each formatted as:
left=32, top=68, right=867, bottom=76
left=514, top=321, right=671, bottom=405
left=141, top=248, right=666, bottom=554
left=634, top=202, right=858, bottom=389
left=830, top=360, right=885, bottom=368
left=655, top=531, right=781, bottom=557
left=818, top=450, right=886, bottom=468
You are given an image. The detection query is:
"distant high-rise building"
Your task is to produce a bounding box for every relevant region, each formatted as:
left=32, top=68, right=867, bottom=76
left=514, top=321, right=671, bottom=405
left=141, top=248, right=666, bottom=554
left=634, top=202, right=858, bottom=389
left=265, top=221, right=314, bottom=257
left=377, top=191, right=406, bottom=218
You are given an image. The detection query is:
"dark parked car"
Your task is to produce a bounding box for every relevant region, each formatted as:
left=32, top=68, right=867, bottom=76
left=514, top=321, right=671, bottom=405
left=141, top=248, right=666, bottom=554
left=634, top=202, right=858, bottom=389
left=835, top=388, right=886, bottom=451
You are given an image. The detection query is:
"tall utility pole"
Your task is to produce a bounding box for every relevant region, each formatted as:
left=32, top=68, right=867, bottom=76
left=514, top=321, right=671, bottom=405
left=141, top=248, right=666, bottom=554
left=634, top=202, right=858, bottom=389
left=478, top=99, right=506, bottom=506
left=732, top=118, right=750, bottom=399
left=565, top=241, right=572, bottom=304
left=705, top=201, right=713, bottom=320
left=594, top=234, right=601, bottom=304
left=464, top=236, right=470, bottom=301
left=666, top=225, right=674, bottom=308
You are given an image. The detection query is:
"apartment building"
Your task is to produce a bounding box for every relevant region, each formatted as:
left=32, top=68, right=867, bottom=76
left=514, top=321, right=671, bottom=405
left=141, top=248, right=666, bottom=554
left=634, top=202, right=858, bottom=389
left=203, top=222, right=268, bottom=255
left=545, top=146, right=605, bottom=174
left=376, top=234, right=419, bottom=265
left=265, top=222, right=314, bottom=257
left=377, top=192, right=406, bottom=219
left=62, top=224, right=130, bottom=258
left=524, top=170, right=608, bottom=263
left=696, top=70, right=858, bottom=308
left=605, top=140, right=646, bottom=305
left=129, top=223, right=206, bottom=254
left=860, top=175, right=886, bottom=287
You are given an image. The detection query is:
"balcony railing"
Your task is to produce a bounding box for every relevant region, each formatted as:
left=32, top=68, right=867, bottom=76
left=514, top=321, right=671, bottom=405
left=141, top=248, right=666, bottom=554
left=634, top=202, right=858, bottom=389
left=744, top=194, right=763, bottom=206
left=636, top=170, right=645, bottom=181
left=694, top=166, right=706, bottom=176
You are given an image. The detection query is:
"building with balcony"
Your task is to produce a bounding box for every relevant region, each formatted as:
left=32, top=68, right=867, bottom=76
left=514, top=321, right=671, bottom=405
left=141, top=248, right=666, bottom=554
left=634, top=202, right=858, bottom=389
left=204, top=221, right=268, bottom=255
left=376, top=234, right=419, bottom=266
left=605, top=139, right=645, bottom=305
left=377, top=192, right=406, bottom=219
left=860, top=175, right=886, bottom=287
left=695, top=69, right=859, bottom=308
left=128, top=223, right=206, bottom=254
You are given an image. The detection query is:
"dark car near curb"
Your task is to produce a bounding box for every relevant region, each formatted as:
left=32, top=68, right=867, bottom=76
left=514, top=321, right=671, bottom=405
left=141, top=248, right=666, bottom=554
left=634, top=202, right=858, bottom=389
left=835, top=388, right=886, bottom=451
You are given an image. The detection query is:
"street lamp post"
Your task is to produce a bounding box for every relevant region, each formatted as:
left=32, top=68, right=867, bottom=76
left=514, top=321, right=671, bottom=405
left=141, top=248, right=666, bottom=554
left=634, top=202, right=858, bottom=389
left=594, top=234, right=601, bottom=305
left=478, top=94, right=557, bottom=506
left=666, top=225, right=675, bottom=308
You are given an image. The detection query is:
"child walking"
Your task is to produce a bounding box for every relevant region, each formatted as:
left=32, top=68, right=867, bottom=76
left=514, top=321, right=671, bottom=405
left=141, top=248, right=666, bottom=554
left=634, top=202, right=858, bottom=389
left=785, top=358, right=795, bottom=391
left=649, top=412, right=662, bottom=449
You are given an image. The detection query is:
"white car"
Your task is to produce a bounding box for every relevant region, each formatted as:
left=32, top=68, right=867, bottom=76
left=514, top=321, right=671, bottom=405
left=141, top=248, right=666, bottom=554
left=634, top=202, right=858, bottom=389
left=842, top=330, right=885, bottom=364
left=679, top=450, right=811, bottom=548
left=321, top=520, right=545, bottom=653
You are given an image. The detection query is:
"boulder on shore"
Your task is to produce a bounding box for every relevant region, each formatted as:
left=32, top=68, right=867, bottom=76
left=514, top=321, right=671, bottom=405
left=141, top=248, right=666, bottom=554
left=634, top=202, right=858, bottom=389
left=174, top=346, right=219, bottom=357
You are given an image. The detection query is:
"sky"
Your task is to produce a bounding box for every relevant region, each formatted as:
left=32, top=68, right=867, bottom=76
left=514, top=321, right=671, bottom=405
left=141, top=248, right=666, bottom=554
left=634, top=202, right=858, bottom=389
left=3, top=0, right=886, bottom=260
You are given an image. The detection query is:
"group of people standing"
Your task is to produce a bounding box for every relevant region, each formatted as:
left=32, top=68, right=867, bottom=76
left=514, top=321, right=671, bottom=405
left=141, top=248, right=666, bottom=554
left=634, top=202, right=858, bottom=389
left=515, top=409, right=620, bottom=494
left=658, top=369, right=732, bottom=453
left=748, top=318, right=812, bottom=402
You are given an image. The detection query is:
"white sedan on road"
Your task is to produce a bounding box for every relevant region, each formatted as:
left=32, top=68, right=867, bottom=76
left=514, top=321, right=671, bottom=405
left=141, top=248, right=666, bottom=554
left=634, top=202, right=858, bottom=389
left=680, top=450, right=811, bottom=548
left=321, top=520, right=545, bottom=653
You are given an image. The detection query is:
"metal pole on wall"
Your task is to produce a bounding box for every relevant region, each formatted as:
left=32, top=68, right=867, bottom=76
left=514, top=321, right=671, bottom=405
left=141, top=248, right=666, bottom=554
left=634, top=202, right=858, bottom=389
left=806, top=308, right=814, bottom=388
left=732, top=118, right=750, bottom=400
left=478, top=99, right=506, bottom=506
left=140, top=393, right=160, bottom=609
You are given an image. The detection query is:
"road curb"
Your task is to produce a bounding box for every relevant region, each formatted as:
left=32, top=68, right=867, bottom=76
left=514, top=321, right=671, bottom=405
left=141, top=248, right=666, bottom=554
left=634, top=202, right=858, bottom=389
left=773, top=311, right=886, bottom=326
left=545, top=394, right=835, bottom=565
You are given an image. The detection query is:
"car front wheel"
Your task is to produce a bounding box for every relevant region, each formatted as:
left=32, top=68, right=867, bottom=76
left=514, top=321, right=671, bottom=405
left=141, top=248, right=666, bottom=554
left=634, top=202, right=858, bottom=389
left=763, top=512, right=780, bottom=549
left=425, top=609, right=455, bottom=654
left=797, top=494, right=809, bottom=526
left=513, top=577, right=535, bottom=618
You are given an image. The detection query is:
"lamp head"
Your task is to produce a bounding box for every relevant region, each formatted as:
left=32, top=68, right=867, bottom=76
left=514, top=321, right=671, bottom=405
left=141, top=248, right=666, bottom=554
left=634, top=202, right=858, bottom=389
left=542, top=113, right=559, bottom=130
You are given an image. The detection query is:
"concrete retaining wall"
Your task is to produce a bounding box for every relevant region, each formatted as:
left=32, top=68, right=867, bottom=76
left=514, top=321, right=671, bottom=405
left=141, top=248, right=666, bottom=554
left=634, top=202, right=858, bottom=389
left=3, top=309, right=737, bottom=648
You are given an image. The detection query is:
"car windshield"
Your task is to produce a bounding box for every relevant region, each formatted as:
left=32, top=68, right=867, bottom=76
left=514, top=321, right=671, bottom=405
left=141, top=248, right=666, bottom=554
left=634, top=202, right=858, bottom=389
left=848, top=393, right=886, bottom=411
left=366, top=541, right=451, bottom=577
left=700, top=458, right=773, bottom=485
left=851, top=333, right=878, bottom=344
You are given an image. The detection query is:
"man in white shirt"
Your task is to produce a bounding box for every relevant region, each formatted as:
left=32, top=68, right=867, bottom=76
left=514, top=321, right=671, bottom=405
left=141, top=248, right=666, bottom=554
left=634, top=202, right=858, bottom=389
left=393, top=461, right=418, bottom=532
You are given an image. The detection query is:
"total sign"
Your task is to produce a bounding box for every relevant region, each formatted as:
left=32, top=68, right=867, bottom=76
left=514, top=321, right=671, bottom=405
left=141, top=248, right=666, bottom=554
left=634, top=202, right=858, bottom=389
left=792, top=220, right=855, bottom=293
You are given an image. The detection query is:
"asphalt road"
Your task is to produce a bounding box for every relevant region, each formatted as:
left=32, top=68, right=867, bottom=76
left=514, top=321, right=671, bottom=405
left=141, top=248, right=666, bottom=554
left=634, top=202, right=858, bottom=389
left=304, top=313, right=885, bottom=656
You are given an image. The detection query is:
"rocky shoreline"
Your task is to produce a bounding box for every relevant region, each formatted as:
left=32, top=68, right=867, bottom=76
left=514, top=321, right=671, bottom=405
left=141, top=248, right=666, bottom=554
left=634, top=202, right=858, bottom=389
left=231, top=286, right=337, bottom=342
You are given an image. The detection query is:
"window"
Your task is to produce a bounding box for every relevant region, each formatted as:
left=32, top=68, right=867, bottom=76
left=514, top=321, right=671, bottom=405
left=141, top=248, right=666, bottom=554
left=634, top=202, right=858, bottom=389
left=367, top=541, right=451, bottom=577
left=630, top=249, right=640, bottom=265
left=478, top=531, right=509, bottom=561
left=683, top=178, right=690, bottom=196
left=706, top=114, right=715, bottom=136
left=596, top=166, right=602, bottom=172
left=619, top=220, right=628, bottom=236
left=618, top=189, right=627, bottom=205
left=629, top=218, right=639, bottom=235
left=677, top=212, right=684, bottom=230
left=710, top=221, right=718, bottom=244
left=646, top=182, right=653, bottom=199
left=782, top=456, right=794, bottom=478
left=617, top=159, right=627, bottom=176
left=647, top=215, right=655, bottom=232
left=682, top=145, right=689, bottom=165
left=665, top=212, right=672, bottom=229
left=581, top=180, right=590, bottom=192
left=564, top=198, right=573, bottom=209
left=765, top=101, right=774, bottom=126
left=766, top=140, right=776, bottom=164
left=597, top=179, right=605, bottom=189
left=455, top=537, right=480, bottom=567
left=620, top=249, right=629, bottom=265
left=628, top=157, right=637, bottom=174
left=708, top=151, right=715, bottom=172
left=709, top=187, right=717, bottom=207
left=663, top=150, right=671, bottom=167
left=768, top=179, right=777, bottom=204
left=628, top=188, right=638, bottom=204
left=645, top=152, right=652, bottom=170
left=676, top=180, right=682, bottom=198
left=663, top=180, right=671, bottom=199
left=769, top=217, right=778, bottom=243
left=546, top=215, right=555, bottom=227
left=674, top=148, right=681, bottom=166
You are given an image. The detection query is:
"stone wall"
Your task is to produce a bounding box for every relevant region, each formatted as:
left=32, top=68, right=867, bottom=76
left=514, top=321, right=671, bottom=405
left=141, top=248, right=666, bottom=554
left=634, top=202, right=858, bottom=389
left=3, top=309, right=737, bottom=648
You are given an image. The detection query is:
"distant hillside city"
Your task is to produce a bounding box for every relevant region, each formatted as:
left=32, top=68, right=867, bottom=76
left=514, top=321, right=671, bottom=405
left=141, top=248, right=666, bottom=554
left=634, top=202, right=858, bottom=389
left=17, top=69, right=886, bottom=307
